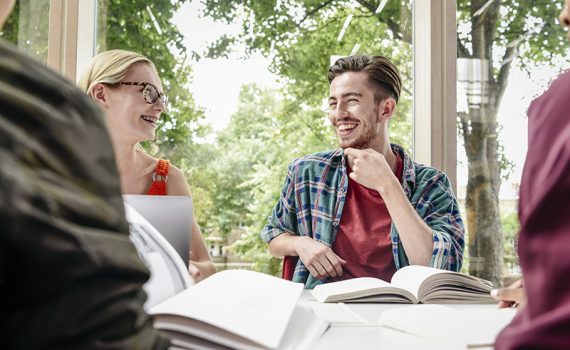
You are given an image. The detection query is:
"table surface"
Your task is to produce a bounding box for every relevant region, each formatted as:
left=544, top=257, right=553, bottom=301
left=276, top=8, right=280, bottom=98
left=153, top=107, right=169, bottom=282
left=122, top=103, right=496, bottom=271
left=297, top=290, right=500, bottom=350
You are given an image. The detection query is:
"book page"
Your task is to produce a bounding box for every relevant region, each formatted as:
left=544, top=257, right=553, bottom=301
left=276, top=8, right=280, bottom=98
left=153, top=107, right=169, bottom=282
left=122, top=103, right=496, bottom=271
left=125, top=204, right=193, bottom=310
left=308, top=302, right=372, bottom=324
left=419, top=273, right=494, bottom=303
left=311, top=277, right=412, bottom=303
left=379, top=304, right=516, bottom=347
left=275, top=305, right=330, bottom=350
left=162, top=305, right=329, bottom=350
left=150, top=269, right=303, bottom=350
left=390, top=265, right=449, bottom=298
left=165, top=330, right=235, bottom=350
left=390, top=266, right=495, bottom=303
left=142, top=252, right=178, bottom=308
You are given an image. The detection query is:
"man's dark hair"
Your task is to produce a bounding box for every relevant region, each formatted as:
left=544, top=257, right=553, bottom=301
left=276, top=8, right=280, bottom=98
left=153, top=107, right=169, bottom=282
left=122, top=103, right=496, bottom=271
left=328, top=55, right=402, bottom=104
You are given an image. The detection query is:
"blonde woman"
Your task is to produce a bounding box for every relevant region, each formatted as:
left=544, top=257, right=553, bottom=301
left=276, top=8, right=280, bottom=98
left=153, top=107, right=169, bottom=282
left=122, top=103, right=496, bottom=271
left=79, top=49, right=216, bottom=282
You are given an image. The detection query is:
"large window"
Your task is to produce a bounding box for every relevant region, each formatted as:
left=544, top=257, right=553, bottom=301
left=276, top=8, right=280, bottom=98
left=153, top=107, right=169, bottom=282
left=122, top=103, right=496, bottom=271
left=23, top=0, right=569, bottom=284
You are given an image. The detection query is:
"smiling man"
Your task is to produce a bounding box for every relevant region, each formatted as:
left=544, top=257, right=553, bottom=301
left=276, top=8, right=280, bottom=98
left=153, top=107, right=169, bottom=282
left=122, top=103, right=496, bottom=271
left=261, top=55, right=465, bottom=288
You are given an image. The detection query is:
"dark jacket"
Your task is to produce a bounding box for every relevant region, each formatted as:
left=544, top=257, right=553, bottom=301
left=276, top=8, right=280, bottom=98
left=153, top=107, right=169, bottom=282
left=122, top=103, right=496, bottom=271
left=0, top=39, right=169, bottom=349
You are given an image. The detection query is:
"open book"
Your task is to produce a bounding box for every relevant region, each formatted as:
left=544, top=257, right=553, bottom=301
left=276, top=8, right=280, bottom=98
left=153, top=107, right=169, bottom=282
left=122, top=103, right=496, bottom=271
left=125, top=203, right=328, bottom=349
left=379, top=305, right=516, bottom=348
left=150, top=269, right=329, bottom=350
left=311, top=265, right=495, bottom=303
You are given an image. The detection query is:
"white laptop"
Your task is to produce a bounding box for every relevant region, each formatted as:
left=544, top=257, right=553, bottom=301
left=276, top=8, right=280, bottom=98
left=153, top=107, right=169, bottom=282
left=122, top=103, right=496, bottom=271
left=123, top=195, right=192, bottom=266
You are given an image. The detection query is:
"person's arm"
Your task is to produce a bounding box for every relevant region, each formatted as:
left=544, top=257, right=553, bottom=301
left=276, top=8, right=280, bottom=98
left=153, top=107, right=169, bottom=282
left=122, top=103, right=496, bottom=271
left=344, top=148, right=432, bottom=265
left=406, top=171, right=464, bottom=270
left=491, top=279, right=526, bottom=309
left=269, top=233, right=346, bottom=279
left=261, top=163, right=346, bottom=280
left=344, top=148, right=464, bottom=270
left=168, top=166, right=216, bottom=282
left=188, top=213, right=217, bottom=281
left=378, top=181, right=434, bottom=266
left=385, top=172, right=464, bottom=270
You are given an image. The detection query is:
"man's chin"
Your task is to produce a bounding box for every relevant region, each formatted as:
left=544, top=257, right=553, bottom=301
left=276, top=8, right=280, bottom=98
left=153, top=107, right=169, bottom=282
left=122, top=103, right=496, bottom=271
left=339, top=141, right=368, bottom=150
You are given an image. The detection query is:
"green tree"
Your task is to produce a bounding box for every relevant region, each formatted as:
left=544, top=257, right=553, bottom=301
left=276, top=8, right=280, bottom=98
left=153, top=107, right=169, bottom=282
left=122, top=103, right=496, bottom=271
left=202, top=0, right=568, bottom=286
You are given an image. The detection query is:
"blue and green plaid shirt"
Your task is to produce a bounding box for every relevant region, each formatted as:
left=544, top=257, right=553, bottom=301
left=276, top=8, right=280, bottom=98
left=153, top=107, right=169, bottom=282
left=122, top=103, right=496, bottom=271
left=261, top=144, right=465, bottom=289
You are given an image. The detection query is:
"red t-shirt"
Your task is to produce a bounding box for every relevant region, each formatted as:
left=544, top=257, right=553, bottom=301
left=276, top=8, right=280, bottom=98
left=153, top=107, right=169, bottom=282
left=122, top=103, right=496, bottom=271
left=330, top=153, right=404, bottom=282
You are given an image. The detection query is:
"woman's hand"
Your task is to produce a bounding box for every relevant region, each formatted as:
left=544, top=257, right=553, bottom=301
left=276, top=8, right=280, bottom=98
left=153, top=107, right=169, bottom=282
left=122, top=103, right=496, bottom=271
left=188, top=262, right=202, bottom=282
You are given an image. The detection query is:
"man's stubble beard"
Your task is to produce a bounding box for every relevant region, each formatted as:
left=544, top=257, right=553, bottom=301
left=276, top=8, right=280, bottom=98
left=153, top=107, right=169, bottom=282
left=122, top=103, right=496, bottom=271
left=339, top=107, right=379, bottom=150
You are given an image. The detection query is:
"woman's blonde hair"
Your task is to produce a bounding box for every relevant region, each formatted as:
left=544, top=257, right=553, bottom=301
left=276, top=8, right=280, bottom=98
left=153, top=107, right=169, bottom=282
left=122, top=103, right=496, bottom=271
left=78, top=49, right=156, bottom=95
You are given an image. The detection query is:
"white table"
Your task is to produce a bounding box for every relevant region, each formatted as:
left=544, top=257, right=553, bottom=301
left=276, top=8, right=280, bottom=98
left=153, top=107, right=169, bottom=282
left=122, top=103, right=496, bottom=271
left=298, top=291, right=502, bottom=350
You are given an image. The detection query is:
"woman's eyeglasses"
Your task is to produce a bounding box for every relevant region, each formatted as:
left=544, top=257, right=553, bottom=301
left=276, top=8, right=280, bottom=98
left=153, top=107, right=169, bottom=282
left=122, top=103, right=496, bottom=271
left=109, top=81, right=168, bottom=109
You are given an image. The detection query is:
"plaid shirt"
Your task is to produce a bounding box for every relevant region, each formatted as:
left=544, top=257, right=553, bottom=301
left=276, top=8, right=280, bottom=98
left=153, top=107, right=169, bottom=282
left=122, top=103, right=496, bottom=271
left=261, top=144, right=465, bottom=289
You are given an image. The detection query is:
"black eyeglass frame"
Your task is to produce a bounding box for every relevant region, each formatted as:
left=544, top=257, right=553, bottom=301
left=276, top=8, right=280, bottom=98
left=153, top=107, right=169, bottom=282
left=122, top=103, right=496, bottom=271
left=109, top=81, right=168, bottom=109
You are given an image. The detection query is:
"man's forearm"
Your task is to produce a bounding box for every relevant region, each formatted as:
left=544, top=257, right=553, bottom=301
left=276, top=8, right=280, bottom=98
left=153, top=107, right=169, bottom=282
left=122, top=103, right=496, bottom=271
left=268, top=233, right=302, bottom=257
left=380, top=183, right=433, bottom=266
left=269, top=232, right=346, bottom=279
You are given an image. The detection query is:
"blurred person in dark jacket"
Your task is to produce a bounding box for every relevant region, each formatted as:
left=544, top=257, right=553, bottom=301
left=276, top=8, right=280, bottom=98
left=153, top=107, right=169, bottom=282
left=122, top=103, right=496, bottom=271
left=0, top=0, right=169, bottom=348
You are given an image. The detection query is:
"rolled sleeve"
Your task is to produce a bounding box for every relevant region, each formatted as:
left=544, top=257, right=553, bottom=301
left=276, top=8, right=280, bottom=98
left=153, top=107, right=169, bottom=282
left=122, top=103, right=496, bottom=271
left=424, top=176, right=465, bottom=271
left=431, top=229, right=463, bottom=271
left=260, top=165, right=299, bottom=243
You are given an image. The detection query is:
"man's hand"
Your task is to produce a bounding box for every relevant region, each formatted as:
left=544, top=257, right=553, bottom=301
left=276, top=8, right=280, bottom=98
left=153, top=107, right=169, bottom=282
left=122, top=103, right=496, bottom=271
left=491, top=279, right=526, bottom=309
left=344, top=148, right=398, bottom=194
left=295, top=236, right=346, bottom=280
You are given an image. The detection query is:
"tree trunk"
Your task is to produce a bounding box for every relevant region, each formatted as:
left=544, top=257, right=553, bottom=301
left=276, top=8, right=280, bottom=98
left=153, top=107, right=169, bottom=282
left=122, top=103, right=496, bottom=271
left=464, top=0, right=504, bottom=287
left=463, top=107, right=504, bottom=286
